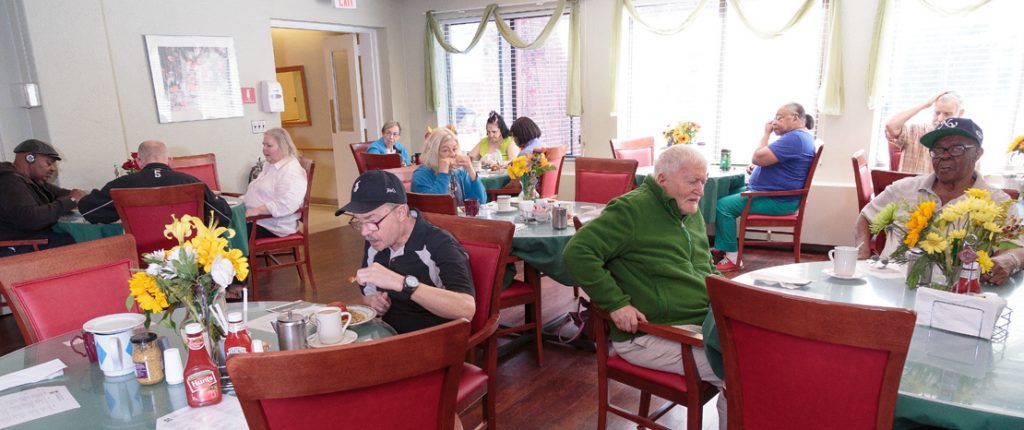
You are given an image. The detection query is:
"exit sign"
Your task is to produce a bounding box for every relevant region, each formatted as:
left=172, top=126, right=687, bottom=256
left=335, top=0, right=356, bottom=9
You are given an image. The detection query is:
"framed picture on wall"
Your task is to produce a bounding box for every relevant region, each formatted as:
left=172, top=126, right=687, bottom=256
left=144, top=35, right=243, bottom=123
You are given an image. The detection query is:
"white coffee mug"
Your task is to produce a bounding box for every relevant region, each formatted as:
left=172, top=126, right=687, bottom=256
left=828, top=246, right=859, bottom=277
left=94, top=330, right=135, bottom=377
left=497, top=195, right=512, bottom=211
left=313, top=307, right=352, bottom=345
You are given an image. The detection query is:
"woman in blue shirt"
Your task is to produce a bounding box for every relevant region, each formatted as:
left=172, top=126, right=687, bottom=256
left=714, top=102, right=816, bottom=271
left=367, top=121, right=411, bottom=165
left=510, top=116, right=544, bottom=157
left=411, top=128, right=486, bottom=205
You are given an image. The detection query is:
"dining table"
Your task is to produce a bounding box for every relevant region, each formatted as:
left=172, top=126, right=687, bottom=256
left=704, top=261, right=1024, bottom=430
left=634, top=165, right=746, bottom=227
left=0, top=301, right=395, bottom=429
left=52, top=195, right=250, bottom=255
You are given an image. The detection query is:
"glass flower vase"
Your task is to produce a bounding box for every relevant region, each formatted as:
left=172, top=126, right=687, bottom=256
left=519, top=175, right=539, bottom=201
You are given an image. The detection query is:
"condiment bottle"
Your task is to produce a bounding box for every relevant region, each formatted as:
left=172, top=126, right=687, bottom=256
left=224, top=312, right=253, bottom=358
left=183, top=323, right=222, bottom=407
left=131, top=332, right=164, bottom=385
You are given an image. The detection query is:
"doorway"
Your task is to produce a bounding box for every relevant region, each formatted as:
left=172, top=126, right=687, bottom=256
left=269, top=21, right=383, bottom=215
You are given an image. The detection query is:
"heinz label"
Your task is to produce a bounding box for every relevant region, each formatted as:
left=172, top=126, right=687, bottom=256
left=186, top=370, right=220, bottom=401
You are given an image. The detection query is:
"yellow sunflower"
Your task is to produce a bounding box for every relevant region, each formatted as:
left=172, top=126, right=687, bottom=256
left=129, top=272, right=169, bottom=313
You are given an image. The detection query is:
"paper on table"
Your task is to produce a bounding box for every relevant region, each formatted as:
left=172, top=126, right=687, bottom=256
left=157, top=395, right=247, bottom=430
left=0, top=359, right=66, bottom=392
left=859, top=261, right=905, bottom=279
left=747, top=272, right=812, bottom=287
left=247, top=304, right=325, bottom=334
left=0, top=386, right=80, bottom=429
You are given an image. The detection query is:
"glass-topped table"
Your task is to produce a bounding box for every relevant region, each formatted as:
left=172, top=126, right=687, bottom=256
left=634, top=165, right=745, bottom=227
left=53, top=196, right=250, bottom=255
left=717, top=261, right=1024, bottom=429
left=0, top=301, right=395, bottom=429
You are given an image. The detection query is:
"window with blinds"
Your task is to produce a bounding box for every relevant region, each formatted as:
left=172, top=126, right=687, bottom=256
left=620, top=0, right=828, bottom=165
left=873, top=0, right=1024, bottom=172
left=440, top=11, right=582, bottom=156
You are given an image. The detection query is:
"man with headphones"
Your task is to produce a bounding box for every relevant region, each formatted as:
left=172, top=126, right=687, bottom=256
left=0, top=139, right=86, bottom=257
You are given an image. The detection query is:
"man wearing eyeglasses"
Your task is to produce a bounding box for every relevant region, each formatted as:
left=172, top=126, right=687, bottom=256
left=857, top=118, right=1011, bottom=260
left=335, top=170, right=476, bottom=334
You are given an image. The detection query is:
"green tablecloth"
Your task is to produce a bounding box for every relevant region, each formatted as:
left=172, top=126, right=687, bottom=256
left=479, top=171, right=511, bottom=190
left=54, top=202, right=249, bottom=255
left=701, top=262, right=1024, bottom=429
left=635, top=166, right=745, bottom=226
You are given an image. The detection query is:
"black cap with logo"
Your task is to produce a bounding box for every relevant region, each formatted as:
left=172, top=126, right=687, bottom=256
left=919, top=118, right=984, bottom=149
left=13, top=139, right=62, bottom=160
left=335, top=170, right=407, bottom=216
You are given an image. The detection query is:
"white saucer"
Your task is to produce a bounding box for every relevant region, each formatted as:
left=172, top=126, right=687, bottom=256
left=487, top=203, right=518, bottom=213
left=823, top=268, right=864, bottom=280
left=307, top=330, right=357, bottom=348
left=83, top=313, right=146, bottom=334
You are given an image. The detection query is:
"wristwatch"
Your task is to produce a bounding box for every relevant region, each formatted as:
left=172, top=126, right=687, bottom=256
left=402, top=275, right=420, bottom=296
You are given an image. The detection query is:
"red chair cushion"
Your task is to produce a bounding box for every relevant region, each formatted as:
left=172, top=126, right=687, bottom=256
left=260, top=369, right=446, bottom=430
left=175, top=164, right=219, bottom=191
left=729, top=319, right=889, bottom=429
left=252, top=233, right=305, bottom=247
left=456, top=363, right=488, bottom=405
left=577, top=171, right=634, bottom=204
left=607, top=350, right=692, bottom=393
left=462, top=241, right=502, bottom=333
left=615, top=148, right=654, bottom=167
left=499, top=281, right=533, bottom=302
left=12, top=259, right=136, bottom=341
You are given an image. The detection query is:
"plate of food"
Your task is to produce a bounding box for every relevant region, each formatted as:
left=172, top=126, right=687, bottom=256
left=327, top=301, right=377, bottom=326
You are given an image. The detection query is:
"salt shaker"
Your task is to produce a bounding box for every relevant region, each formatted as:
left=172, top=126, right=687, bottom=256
left=552, top=206, right=568, bottom=230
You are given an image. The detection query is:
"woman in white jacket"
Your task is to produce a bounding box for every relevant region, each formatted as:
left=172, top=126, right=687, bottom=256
left=243, top=128, right=308, bottom=238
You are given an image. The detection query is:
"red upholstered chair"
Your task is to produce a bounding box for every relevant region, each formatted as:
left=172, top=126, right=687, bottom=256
left=111, top=183, right=206, bottom=261
left=363, top=153, right=403, bottom=171
left=247, top=158, right=316, bottom=300
left=571, top=157, right=639, bottom=204
left=736, top=144, right=824, bottom=266
left=1004, top=188, right=1020, bottom=200
left=851, top=150, right=872, bottom=212
left=350, top=141, right=372, bottom=174
left=591, top=306, right=719, bottom=430
left=610, top=136, right=655, bottom=167
left=706, top=275, right=916, bottom=430
left=538, top=146, right=567, bottom=198
left=229, top=319, right=470, bottom=430
left=169, top=153, right=220, bottom=191
left=0, top=235, right=138, bottom=344
left=870, top=169, right=917, bottom=197
left=888, top=143, right=902, bottom=171
left=424, top=214, right=514, bottom=429
left=485, top=179, right=522, bottom=202
left=408, top=192, right=457, bottom=215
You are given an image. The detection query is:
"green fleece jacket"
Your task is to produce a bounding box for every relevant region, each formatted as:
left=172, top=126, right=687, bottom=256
left=563, top=175, right=718, bottom=342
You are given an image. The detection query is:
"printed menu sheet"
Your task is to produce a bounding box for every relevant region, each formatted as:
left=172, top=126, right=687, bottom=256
left=0, top=386, right=80, bottom=429
left=157, top=395, right=247, bottom=430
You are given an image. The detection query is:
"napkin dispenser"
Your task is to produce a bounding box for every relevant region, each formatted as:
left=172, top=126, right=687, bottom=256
left=913, top=288, right=1008, bottom=340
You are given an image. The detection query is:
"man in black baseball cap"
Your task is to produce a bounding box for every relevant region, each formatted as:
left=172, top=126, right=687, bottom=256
left=338, top=170, right=475, bottom=335
left=0, top=139, right=86, bottom=256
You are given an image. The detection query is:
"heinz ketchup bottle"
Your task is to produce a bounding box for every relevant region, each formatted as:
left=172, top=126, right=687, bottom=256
left=224, top=312, right=253, bottom=358
left=183, top=323, right=223, bottom=407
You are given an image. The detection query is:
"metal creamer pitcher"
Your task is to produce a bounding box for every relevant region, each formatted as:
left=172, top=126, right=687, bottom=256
left=271, top=311, right=308, bottom=350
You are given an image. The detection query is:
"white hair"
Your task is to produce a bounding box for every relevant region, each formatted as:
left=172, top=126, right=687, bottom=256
left=655, top=145, right=707, bottom=178
left=937, top=92, right=964, bottom=111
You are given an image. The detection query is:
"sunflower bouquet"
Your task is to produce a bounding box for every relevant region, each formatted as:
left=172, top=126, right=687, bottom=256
left=127, top=214, right=249, bottom=343
left=506, top=150, right=556, bottom=200
left=663, top=121, right=700, bottom=146
left=870, top=188, right=1022, bottom=290
left=1005, top=133, right=1024, bottom=157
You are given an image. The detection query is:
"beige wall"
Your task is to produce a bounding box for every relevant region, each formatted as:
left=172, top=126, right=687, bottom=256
left=271, top=28, right=339, bottom=204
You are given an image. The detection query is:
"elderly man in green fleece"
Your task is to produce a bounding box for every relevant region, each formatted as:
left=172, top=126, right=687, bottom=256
left=563, top=144, right=726, bottom=428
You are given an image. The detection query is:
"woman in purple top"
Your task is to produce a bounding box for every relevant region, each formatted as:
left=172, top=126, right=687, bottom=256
left=510, top=117, right=544, bottom=157
left=714, top=102, right=816, bottom=271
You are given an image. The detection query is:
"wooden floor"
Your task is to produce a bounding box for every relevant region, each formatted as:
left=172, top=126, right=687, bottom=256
left=0, top=225, right=825, bottom=429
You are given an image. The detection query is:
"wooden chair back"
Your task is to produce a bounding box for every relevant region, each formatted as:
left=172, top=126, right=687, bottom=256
left=229, top=319, right=470, bottom=430
left=363, top=153, right=404, bottom=171
left=573, top=157, right=638, bottom=204
left=111, top=183, right=206, bottom=260
left=610, top=136, right=655, bottom=167
left=888, top=144, right=902, bottom=171
left=706, top=275, right=915, bottom=430
left=350, top=141, right=372, bottom=174
left=851, top=150, right=872, bottom=212
left=870, top=169, right=917, bottom=196
left=1003, top=188, right=1020, bottom=200
left=0, top=235, right=139, bottom=344
left=408, top=192, right=458, bottom=215
left=169, top=153, right=220, bottom=191
left=539, top=145, right=567, bottom=198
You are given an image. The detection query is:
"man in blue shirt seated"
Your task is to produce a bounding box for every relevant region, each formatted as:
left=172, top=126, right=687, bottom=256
left=714, top=102, right=816, bottom=271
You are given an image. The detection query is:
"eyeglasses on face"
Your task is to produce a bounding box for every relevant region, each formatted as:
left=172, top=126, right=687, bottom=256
left=347, top=205, right=400, bottom=232
left=384, top=132, right=401, bottom=137
left=928, top=144, right=976, bottom=158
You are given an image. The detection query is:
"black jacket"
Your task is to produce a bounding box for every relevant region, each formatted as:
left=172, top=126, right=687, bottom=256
left=0, top=162, right=75, bottom=240
left=78, top=163, right=232, bottom=226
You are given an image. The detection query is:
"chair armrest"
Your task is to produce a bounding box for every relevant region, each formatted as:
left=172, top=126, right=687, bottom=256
left=636, top=322, right=705, bottom=348
left=467, top=316, right=499, bottom=349
left=245, top=213, right=274, bottom=223
left=740, top=188, right=807, bottom=198
left=220, top=192, right=243, bottom=198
